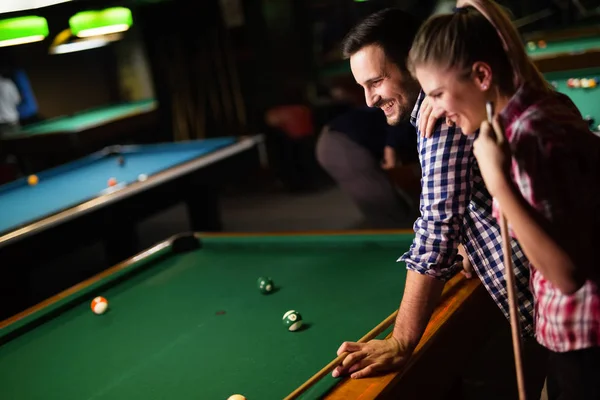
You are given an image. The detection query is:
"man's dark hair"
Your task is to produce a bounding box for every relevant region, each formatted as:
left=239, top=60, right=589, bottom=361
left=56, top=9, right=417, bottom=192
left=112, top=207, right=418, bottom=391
left=342, top=8, right=422, bottom=72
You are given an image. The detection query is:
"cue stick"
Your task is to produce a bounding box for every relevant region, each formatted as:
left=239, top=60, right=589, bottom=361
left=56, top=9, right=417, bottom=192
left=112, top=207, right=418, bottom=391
left=486, top=101, right=527, bottom=400
left=283, top=309, right=399, bottom=400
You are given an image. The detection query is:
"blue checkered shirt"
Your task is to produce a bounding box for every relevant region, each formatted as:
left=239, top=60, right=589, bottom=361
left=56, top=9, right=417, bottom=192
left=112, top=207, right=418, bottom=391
left=398, top=91, right=535, bottom=337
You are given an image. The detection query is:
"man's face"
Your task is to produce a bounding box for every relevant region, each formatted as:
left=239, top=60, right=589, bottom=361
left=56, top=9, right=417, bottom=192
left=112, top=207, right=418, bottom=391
left=350, top=44, right=420, bottom=125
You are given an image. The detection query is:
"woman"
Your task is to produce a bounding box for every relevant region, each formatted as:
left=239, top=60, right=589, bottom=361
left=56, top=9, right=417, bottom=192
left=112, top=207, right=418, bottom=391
left=407, top=1, right=600, bottom=399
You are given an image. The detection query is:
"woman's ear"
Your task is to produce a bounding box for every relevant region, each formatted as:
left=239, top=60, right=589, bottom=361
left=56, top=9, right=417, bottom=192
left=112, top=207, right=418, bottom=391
left=471, top=61, right=493, bottom=91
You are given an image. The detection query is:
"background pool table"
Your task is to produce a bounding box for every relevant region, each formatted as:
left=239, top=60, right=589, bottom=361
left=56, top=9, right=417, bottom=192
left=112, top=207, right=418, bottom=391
left=545, top=66, right=600, bottom=132
left=0, top=135, right=264, bottom=319
left=0, top=99, right=159, bottom=173
left=525, top=25, right=600, bottom=73
left=0, top=231, right=501, bottom=400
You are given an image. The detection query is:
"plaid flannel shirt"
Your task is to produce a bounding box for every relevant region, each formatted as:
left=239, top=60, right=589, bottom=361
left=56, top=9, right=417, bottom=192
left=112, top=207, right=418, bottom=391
left=398, top=91, right=535, bottom=337
left=496, top=84, right=600, bottom=352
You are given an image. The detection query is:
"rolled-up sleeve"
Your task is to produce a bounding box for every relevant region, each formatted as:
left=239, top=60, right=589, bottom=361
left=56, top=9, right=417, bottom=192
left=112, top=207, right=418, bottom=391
left=398, top=91, right=476, bottom=281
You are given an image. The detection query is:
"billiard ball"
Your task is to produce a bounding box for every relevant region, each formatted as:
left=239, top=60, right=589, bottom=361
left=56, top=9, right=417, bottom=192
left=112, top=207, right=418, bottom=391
left=117, top=156, right=125, bottom=166
left=257, top=276, right=274, bottom=294
left=108, top=177, right=117, bottom=187
left=282, top=310, right=303, bottom=332
left=138, top=174, right=148, bottom=182
left=589, top=78, right=597, bottom=88
left=91, top=296, right=108, bottom=314
left=585, top=116, right=595, bottom=128
left=227, top=395, right=246, bottom=400
left=538, top=40, right=546, bottom=48
left=527, top=41, right=536, bottom=50
left=27, top=175, right=38, bottom=185
left=581, top=78, right=589, bottom=88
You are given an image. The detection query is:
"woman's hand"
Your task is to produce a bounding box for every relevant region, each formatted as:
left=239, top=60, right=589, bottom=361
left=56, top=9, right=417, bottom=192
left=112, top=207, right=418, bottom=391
left=473, top=117, right=511, bottom=197
left=418, top=96, right=454, bottom=138
left=458, top=244, right=474, bottom=279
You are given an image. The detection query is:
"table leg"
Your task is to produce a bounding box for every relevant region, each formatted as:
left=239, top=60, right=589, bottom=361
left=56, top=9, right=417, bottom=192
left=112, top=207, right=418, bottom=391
left=0, top=268, right=29, bottom=320
left=185, top=184, right=222, bottom=232
left=102, top=218, right=139, bottom=265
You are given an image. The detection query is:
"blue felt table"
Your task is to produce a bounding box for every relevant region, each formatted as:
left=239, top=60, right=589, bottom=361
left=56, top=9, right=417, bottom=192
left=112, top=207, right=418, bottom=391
left=0, top=137, right=236, bottom=235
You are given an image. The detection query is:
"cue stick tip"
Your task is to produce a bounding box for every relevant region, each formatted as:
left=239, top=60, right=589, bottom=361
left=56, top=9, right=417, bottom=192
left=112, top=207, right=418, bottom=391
left=486, top=101, right=494, bottom=123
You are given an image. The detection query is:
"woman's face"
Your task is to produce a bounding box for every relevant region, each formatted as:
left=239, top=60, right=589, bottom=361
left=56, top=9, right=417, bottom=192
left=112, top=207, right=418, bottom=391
left=415, top=63, right=490, bottom=135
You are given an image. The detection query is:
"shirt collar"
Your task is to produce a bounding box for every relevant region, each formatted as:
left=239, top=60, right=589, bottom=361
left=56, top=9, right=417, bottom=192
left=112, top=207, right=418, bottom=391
left=498, top=84, right=550, bottom=140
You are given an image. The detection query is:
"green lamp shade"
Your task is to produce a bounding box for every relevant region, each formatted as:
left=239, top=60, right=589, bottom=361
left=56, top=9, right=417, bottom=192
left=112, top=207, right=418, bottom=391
left=70, top=7, right=133, bottom=38
left=0, top=16, right=49, bottom=47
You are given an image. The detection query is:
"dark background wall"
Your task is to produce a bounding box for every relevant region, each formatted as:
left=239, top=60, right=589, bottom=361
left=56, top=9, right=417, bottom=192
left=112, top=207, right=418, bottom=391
left=0, top=0, right=584, bottom=138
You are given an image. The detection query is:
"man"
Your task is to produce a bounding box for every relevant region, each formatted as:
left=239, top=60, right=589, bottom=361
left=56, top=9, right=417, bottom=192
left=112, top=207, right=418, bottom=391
left=330, top=8, right=547, bottom=398
left=0, top=68, right=21, bottom=137
left=316, top=102, right=419, bottom=228
left=0, top=68, right=21, bottom=183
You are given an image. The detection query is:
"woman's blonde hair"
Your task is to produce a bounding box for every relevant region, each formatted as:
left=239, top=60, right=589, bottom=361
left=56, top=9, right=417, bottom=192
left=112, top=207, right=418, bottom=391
left=408, top=0, right=550, bottom=94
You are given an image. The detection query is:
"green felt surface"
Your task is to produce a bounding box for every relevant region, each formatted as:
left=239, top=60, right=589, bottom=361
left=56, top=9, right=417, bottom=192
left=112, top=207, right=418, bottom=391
left=0, top=233, right=411, bottom=400
left=15, top=99, right=156, bottom=136
left=545, top=67, right=600, bottom=131
left=526, top=35, right=600, bottom=59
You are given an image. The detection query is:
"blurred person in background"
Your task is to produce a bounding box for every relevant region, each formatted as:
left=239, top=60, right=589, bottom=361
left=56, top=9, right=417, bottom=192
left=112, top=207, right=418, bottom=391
left=316, top=81, right=419, bottom=228
left=0, top=68, right=20, bottom=137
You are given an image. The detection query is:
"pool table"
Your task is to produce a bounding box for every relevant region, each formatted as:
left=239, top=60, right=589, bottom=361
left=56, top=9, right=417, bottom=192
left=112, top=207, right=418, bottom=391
left=0, top=135, right=264, bottom=319
left=0, top=99, right=159, bottom=173
left=0, top=231, right=502, bottom=400
left=545, top=66, right=600, bottom=133
left=525, top=25, right=600, bottom=73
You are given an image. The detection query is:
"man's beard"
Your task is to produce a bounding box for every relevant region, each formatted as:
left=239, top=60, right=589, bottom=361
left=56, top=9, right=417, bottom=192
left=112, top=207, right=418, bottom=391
left=386, top=103, right=411, bottom=125
left=384, top=80, right=421, bottom=126
left=377, top=100, right=411, bottom=126
left=375, top=94, right=418, bottom=126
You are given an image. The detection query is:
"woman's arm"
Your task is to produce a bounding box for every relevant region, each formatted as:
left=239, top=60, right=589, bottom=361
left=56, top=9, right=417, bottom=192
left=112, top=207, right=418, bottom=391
left=494, top=177, right=585, bottom=295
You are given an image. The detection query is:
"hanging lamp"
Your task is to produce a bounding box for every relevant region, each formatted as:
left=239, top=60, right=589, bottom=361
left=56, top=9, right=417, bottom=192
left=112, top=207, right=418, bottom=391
left=0, top=15, right=49, bottom=47
left=69, top=7, right=132, bottom=38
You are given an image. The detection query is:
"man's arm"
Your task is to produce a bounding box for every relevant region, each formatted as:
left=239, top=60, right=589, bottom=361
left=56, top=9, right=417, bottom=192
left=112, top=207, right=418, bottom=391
left=398, top=91, right=474, bottom=281
left=332, top=91, right=477, bottom=379
left=392, top=91, right=476, bottom=348
left=392, top=270, right=445, bottom=351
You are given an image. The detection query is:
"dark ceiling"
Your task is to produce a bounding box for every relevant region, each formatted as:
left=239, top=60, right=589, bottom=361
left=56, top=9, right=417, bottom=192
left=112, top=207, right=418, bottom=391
left=0, top=0, right=173, bottom=19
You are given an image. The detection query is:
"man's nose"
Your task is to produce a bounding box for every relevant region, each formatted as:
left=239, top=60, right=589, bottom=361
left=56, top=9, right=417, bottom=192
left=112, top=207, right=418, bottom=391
left=365, top=89, right=379, bottom=108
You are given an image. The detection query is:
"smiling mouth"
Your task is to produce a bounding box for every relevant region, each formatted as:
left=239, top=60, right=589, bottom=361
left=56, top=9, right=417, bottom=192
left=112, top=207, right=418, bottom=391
left=381, top=101, right=395, bottom=114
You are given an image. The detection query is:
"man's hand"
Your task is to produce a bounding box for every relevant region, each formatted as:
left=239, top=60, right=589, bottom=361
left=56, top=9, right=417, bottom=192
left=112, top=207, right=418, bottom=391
left=331, top=272, right=445, bottom=380
left=458, top=244, right=474, bottom=279
left=331, top=337, right=412, bottom=379
left=418, top=96, right=454, bottom=138
left=381, top=146, right=397, bottom=170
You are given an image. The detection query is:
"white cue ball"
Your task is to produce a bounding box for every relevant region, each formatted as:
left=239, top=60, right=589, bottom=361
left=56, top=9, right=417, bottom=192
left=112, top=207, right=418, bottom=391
left=138, top=174, right=148, bottom=182
left=227, top=395, right=246, bottom=400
